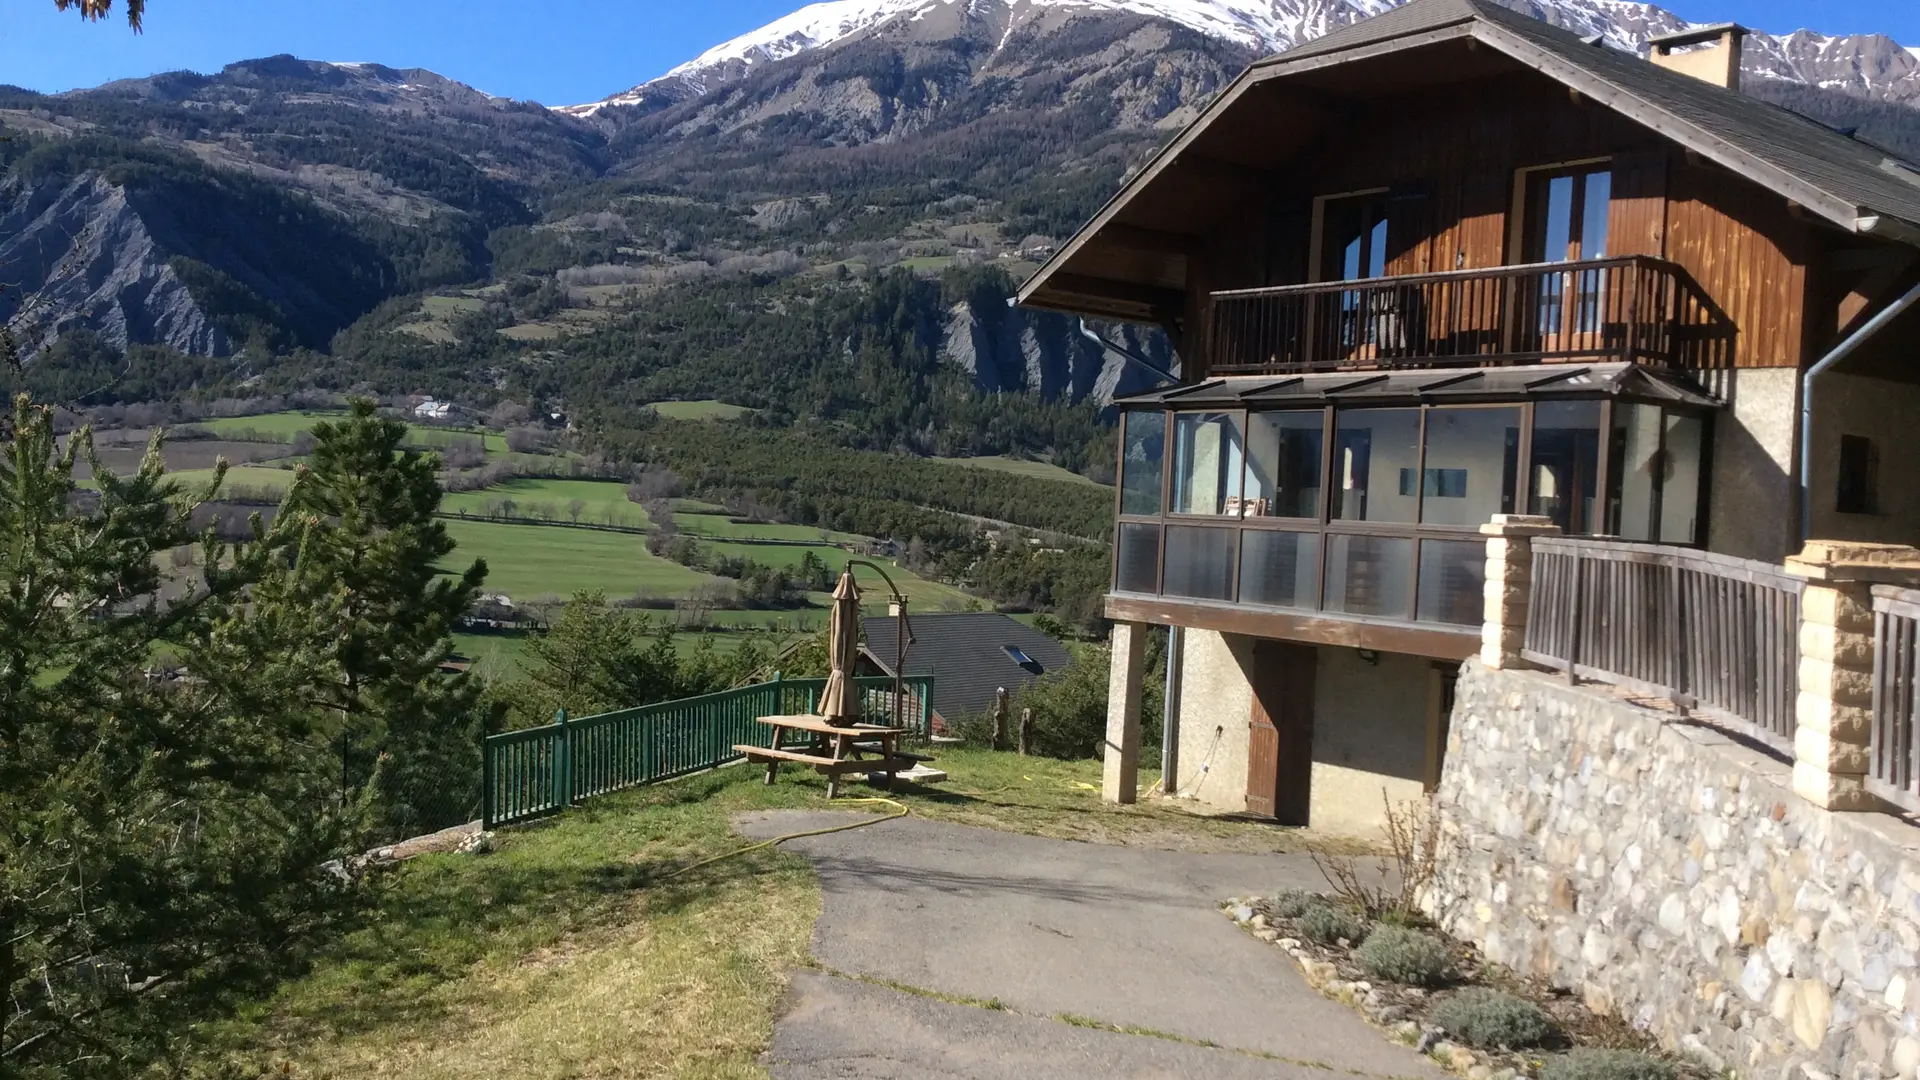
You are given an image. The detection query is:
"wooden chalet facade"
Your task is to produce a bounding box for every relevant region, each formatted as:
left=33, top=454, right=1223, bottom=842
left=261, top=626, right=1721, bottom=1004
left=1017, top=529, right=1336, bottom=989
left=1018, top=0, right=1920, bottom=831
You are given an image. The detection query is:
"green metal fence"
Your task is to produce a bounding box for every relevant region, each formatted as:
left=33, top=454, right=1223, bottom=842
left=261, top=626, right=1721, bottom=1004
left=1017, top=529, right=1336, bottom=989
left=482, top=674, right=934, bottom=828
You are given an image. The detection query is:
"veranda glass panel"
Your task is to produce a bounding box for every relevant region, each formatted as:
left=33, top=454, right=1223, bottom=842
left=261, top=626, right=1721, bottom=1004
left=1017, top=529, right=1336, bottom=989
left=1243, top=411, right=1324, bottom=519
left=1659, top=413, right=1705, bottom=545
left=1120, top=411, right=1167, bottom=517
left=1162, top=525, right=1236, bottom=601
left=1608, top=404, right=1662, bottom=540
left=1332, top=408, right=1421, bottom=523
left=1417, top=539, right=1487, bottom=626
left=1171, top=412, right=1246, bottom=516
left=1418, top=407, right=1521, bottom=527
left=1323, top=534, right=1413, bottom=618
left=1238, top=529, right=1320, bottom=610
left=1115, top=523, right=1161, bottom=594
left=1528, top=401, right=1602, bottom=535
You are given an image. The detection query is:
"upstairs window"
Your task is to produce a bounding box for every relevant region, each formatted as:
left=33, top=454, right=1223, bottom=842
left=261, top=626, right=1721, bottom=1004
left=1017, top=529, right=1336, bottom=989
left=1837, top=434, right=1880, bottom=515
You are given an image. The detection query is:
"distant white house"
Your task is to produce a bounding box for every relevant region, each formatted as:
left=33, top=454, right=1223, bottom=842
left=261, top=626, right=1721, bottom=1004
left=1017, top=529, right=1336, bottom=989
left=413, top=398, right=453, bottom=420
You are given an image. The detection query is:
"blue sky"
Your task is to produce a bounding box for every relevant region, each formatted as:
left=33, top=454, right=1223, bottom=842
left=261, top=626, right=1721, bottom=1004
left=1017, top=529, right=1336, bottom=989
left=1, top=0, right=1916, bottom=106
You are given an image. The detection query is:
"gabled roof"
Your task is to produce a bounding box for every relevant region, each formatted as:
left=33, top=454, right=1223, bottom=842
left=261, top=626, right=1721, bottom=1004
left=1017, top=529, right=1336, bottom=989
left=1017, top=0, right=1920, bottom=321
left=859, top=612, right=1073, bottom=721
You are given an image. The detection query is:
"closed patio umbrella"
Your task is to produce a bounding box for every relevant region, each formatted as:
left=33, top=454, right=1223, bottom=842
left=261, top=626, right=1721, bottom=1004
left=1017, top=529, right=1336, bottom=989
left=818, top=568, right=863, bottom=725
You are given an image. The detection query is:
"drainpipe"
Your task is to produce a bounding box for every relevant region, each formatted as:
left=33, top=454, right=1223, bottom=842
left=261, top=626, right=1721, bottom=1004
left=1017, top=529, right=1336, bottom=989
left=1161, top=626, right=1183, bottom=796
left=1798, top=276, right=1920, bottom=544
left=1078, top=318, right=1179, bottom=385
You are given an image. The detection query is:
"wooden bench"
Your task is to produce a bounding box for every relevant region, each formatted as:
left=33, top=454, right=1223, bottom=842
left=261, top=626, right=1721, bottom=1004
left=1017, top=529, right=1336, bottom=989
left=747, top=714, right=922, bottom=798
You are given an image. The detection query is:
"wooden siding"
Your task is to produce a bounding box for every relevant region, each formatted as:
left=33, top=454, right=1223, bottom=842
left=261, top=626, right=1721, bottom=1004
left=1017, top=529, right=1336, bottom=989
left=1182, top=71, right=1824, bottom=373
left=1663, top=158, right=1814, bottom=369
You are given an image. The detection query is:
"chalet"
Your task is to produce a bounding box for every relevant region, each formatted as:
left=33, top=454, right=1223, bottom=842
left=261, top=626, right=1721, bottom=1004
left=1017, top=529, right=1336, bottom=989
left=1017, top=0, right=1920, bottom=833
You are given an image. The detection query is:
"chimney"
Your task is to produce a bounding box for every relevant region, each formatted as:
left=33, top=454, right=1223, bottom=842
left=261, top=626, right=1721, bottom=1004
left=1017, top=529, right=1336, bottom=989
left=1648, top=24, right=1749, bottom=91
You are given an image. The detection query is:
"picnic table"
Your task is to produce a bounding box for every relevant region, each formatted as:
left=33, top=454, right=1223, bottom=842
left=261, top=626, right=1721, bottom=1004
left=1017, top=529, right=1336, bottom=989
left=734, top=714, right=928, bottom=798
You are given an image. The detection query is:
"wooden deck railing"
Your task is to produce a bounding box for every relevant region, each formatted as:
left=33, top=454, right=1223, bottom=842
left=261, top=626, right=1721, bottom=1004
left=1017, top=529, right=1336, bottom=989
left=1522, top=537, right=1803, bottom=754
left=1871, top=586, right=1920, bottom=813
left=1208, top=255, right=1729, bottom=375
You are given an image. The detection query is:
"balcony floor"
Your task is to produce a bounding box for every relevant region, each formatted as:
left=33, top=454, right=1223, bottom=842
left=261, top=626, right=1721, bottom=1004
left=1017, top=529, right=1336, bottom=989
left=1105, top=592, right=1481, bottom=661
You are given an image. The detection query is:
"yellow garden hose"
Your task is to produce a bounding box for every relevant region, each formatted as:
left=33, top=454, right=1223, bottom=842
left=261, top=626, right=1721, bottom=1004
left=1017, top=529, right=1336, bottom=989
left=662, top=797, right=911, bottom=878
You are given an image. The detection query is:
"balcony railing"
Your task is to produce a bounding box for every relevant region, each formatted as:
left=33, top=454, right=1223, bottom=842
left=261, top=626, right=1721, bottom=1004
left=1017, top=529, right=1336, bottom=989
left=1208, top=256, right=1728, bottom=375
left=1113, top=518, right=1489, bottom=632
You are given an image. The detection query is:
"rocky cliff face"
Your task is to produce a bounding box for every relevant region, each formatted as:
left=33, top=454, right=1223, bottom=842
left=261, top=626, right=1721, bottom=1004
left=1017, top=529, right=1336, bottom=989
left=940, top=297, right=1176, bottom=405
left=0, top=173, right=228, bottom=357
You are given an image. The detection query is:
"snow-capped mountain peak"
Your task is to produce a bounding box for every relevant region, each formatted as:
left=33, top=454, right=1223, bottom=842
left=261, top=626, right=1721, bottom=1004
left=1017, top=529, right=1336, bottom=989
left=558, top=0, right=1920, bottom=116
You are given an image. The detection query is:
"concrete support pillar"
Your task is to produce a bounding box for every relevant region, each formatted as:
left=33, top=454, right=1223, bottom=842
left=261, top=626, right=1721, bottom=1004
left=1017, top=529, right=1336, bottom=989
left=1479, top=515, right=1561, bottom=670
left=1785, top=541, right=1920, bottom=810
left=1103, top=620, right=1148, bottom=805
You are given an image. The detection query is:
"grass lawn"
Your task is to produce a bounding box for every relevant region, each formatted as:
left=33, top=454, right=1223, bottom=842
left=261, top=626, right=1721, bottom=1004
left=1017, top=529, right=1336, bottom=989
left=442, top=479, right=649, bottom=528
left=440, top=519, right=712, bottom=600
left=196, top=411, right=344, bottom=440
left=198, top=410, right=510, bottom=454
left=195, top=749, right=1350, bottom=1077
left=650, top=399, right=752, bottom=421
left=931, top=454, right=1104, bottom=487
left=695, top=540, right=978, bottom=611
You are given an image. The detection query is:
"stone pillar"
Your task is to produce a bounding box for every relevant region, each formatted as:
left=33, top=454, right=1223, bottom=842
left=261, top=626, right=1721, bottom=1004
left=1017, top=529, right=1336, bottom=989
left=1103, top=620, right=1148, bottom=805
left=1480, top=515, right=1561, bottom=670
left=1785, top=541, right=1920, bottom=810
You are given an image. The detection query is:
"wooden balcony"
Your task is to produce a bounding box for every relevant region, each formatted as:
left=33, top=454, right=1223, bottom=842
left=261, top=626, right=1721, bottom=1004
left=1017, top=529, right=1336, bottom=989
left=1208, top=256, right=1728, bottom=375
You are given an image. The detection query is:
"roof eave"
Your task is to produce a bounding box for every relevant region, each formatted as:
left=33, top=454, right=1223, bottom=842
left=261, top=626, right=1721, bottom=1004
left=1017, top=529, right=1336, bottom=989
left=1465, top=21, right=1881, bottom=238
left=1017, top=22, right=1479, bottom=312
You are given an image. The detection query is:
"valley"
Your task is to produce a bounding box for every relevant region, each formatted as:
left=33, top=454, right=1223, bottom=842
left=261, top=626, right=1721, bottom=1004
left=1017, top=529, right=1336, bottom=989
left=106, top=404, right=1063, bottom=678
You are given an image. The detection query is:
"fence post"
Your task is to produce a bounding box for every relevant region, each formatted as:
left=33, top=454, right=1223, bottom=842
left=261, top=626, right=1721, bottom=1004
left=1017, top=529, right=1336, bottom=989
left=1019, top=708, right=1034, bottom=756
left=554, top=708, right=572, bottom=808
left=481, top=732, right=496, bottom=829
left=1480, top=515, right=1560, bottom=670
left=1785, top=542, right=1920, bottom=810
left=991, top=687, right=1010, bottom=751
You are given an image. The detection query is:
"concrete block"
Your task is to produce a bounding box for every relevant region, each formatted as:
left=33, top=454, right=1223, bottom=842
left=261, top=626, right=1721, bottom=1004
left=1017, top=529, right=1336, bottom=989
left=1794, top=725, right=1871, bottom=775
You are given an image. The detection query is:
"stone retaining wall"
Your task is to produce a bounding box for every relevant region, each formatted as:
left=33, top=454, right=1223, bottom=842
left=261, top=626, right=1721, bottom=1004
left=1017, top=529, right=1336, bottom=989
left=1433, top=660, right=1920, bottom=1080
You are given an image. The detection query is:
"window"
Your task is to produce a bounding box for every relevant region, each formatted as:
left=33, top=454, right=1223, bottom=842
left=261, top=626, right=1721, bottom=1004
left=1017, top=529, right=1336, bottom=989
left=1002, top=646, right=1044, bottom=674
left=1659, top=413, right=1705, bottom=543
left=1528, top=401, right=1602, bottom=533
left=1524, top=166, right=1612, bottom=337
left=1416, top=406, right=1521, bottom=526
left=1607, top=404, right=1662, bottom=540
left=1119, top=411, right=1166, bottom=516
left=1837, top=434, right=1880, bottom=515
left=1170, top=412, right=1245, bottom=516
left=1243, top=411, right=1323, bottom=518
left=1332, top=408, right=1421, bottom=523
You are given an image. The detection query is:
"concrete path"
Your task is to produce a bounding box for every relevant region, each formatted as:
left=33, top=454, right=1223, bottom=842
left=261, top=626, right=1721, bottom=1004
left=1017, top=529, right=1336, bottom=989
left=736, top=810, right=1441, bottom=1079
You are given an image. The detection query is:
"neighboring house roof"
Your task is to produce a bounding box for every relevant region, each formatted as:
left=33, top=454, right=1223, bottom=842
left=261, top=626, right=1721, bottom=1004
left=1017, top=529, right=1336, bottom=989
left=859, top=612, right=1074, bottom=721
left=1018, top=0, right=1920, bottom=320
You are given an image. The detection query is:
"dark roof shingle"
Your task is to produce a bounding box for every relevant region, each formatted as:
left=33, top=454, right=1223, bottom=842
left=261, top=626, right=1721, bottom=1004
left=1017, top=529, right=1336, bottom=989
left=859, top=612, right=1074, bottom=721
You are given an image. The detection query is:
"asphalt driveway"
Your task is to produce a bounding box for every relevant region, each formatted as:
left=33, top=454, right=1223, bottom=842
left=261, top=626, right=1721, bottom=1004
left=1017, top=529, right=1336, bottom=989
left=736, top=810, right=1441, bottom=1079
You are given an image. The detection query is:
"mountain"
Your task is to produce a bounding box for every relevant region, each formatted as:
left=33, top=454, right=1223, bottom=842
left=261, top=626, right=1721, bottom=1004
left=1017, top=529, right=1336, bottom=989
left=4, top=0, right=1920, bottom=428
left=567, top=0, right=1920, bottom=113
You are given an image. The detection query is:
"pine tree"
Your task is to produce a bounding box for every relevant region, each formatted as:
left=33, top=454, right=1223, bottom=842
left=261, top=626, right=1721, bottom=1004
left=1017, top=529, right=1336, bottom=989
left=0, top=395, right=358, bottom=1077
left=285, top=400, right=489, bottom=839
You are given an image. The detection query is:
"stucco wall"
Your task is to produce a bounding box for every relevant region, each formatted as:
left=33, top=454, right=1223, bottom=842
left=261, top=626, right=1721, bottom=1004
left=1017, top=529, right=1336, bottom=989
left=1808, top=371, right=1920, bottom=547
left=1171, top=633, right=1434, bottom=833
left=1707, top=366, right=1799, bottom=564
left=1172, top=628, right=1255, bottom=812
left=1436, top=660, right=1920, bottom=1079
left=1309, top=648, right=1432, bottom=835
